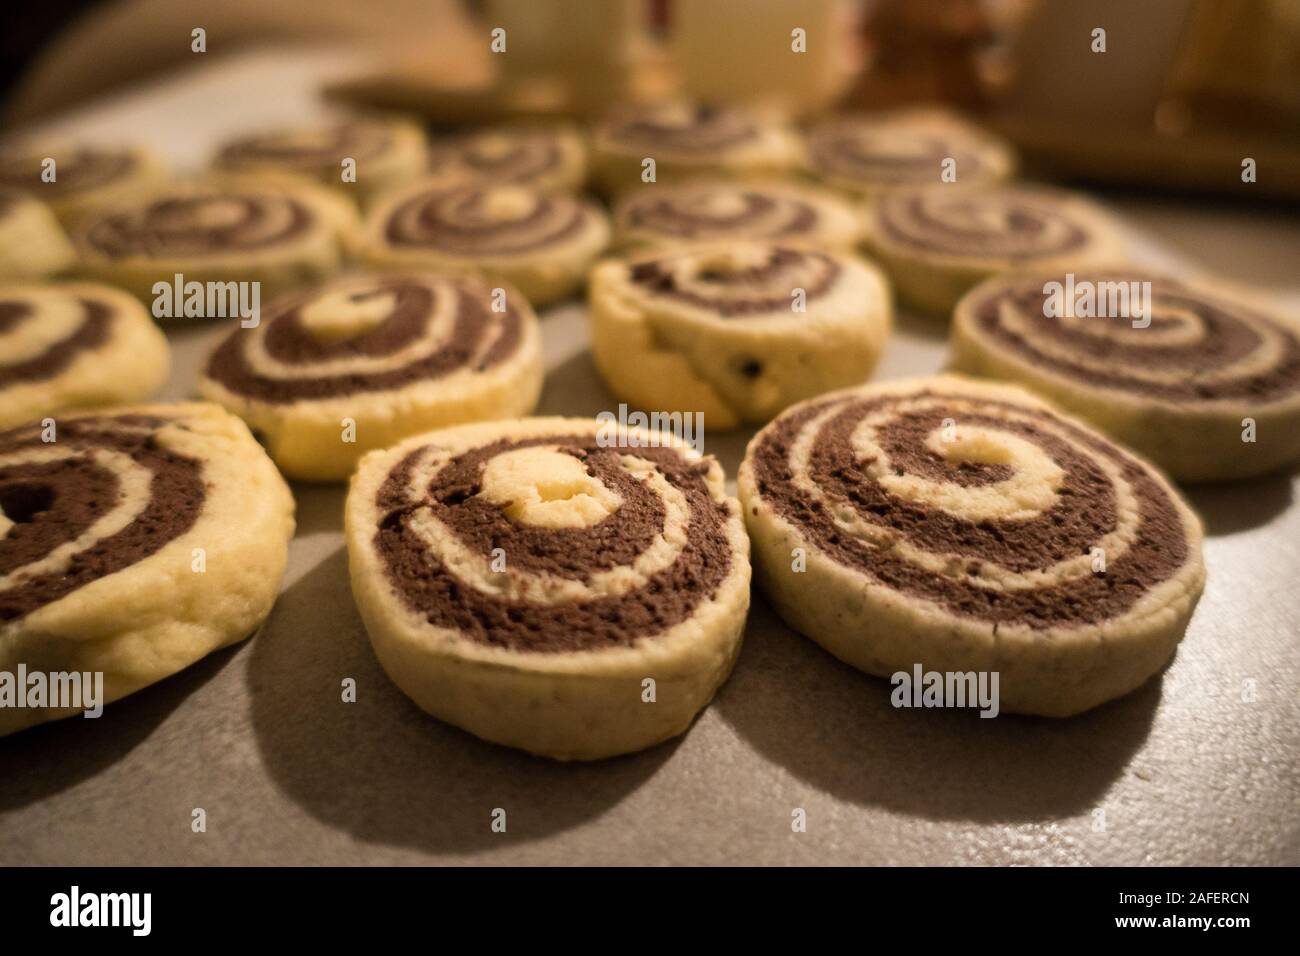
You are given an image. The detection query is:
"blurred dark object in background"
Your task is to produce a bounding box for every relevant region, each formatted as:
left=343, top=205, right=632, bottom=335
left=0, top=0, right=103, bottom=113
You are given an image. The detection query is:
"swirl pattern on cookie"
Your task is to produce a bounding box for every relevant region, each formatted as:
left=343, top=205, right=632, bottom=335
left=623, top=245, right=843, bottom=316
left=427, top=127, right=584, bottom=193
left=0, top=283, right=170, bottom=427
left=958, top=269, right=1300, bottom=402
left=614, top=181, right=861, bottom=251
left=199, top=272, right=543, bottom=480
left=872, top=185, right=1100, bottom=262
left=597, top=102, right=765, bottom=155
left=380, top=185, right=591, bottom=255
left=0, top=413, right=203, bottom=623
left=805, top=111, right=1014, bottom=194
left=0, top=145, right=139, bottom=199
left=346, top=417, right=751, bottom=758
left=205, top=274, right=528, bottom=401
left=749, top=387, right=1194, bottom=625
left=80, top=192, right=316, bottom=257
left=372, top=430, right=733, bottom=651
left=218, top=121, right=396, bottom=174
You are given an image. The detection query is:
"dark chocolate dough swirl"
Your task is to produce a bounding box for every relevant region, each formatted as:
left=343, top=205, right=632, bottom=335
left=625, top=246, right=842, bottom=317
left=748, top=388, right=1195, bottom=628
left=373, top=433, right=734, bottom=653
left=964, top=270, right=1300, bottom=402
left=79, top=192, right=316, bottom=258
left=0, top=414, right=204, bottom=623
left=618, top=184, right=822, bottom=243
left=382, top=186, right=588, bottom=255
left=874, top=186, right=1094, bottom=261
left=204, top=274, right=526, bottom=403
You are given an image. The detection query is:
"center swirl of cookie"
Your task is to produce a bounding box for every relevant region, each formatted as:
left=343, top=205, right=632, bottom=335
left=478, top=447, right=622, bottom=529
left=384, top=186, right=585, bottom=254
left=373, top=434, right=734, bottom=652
left=628, top=246, right=840, bottom=316
left=751, top=391, right=1191, bottom=627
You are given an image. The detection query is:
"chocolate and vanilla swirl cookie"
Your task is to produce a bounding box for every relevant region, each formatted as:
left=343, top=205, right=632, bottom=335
left=200, top=272, right=543, bottom=481
left=345, top=417, right=751, bottom=759
left=862, top=184, right=1124, bottom=316
left=214, top=116, right=426, bottom=204
left=739, top=376, right=1206, bottom=717
left=589, top=101, right=799, bottom=196
left=590, top=243, right=892, bottom=428
left=0, top=143, right=165, bottom=225
left=612, top=180, right=862, bottom=253
left=362, top=183, right=609, bottom=307
left=0, top=188, right=76, bottom=279
left=952, top=269, right=1300, bottom=481
left=0, top=404, right=294, bottom=736
left=1, top=282, right=169, bottom=429
left=426, top=125, right=587, bottom=195
left=73, top=178, right=357, bottom=305
left=804, top=109, right=1016, bottom=199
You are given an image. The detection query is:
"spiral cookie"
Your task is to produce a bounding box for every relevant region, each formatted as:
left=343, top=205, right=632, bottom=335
left=952, top=268, right=1300, bottom=482
left=1, top=282, right=170, bottom=429
left=589, top=101, right=799, bottom=196
left=345, top=417, right=751, bottom=759
left=426, top=125, right=587, bottom=195
left=804, top=109, right=1016, bottom=199
left=590, top=243, right=892, bottom=428
left=861, top=185, right=1124, bottom=316
left=362, top=184, right=609, bottom=307
left=0, top=143, right=165, bottom=224
left=612, top=180, right=862, bottom=253
left=199, top=272, right=543, bottom=481
left=73, top=179, right=357, bottom=305
left=738, top=376, right=1206, bottom=717
left=0, top=188, right=75, bottom=279
left=0, top=403, right=294, bottom=736
left=214, top=116, right=427, bottom=204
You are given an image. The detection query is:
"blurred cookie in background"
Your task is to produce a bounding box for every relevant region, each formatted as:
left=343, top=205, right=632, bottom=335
left=214, top=115, right=427, bottom=206
left=0, top=142, right=167, bottom=226
left=361, top=182, right=609, bottom=307
left=589, top=101, right=799, bottom=197
left=0, top=280, right=169, bottom=428
left=0, top=187, right=76, bottom=279
left=612, top=179, right=862, bottom=254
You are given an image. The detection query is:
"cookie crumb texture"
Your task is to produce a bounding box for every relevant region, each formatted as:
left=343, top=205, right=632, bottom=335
left=0, top=403, right=294, bottom=736
left=739, top=376, right=1206, bottom=717
left=345, top=417, right=751, bottom=759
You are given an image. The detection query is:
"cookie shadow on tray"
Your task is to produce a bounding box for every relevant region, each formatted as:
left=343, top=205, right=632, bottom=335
left=714, top=597, right=1162, bottom=825
left=0, top=642, right=241, bottom=813
left=246, top=547, right=672, bottom=855
left=1181, top=469, right=1295, bottom=536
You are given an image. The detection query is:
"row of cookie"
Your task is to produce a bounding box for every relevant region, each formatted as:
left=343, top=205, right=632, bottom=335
left=8, top=225, right=1300, bottom=487
left=0, top=103, right=1010, bottom=216
left=2, top=376, right=1206, bottom=760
